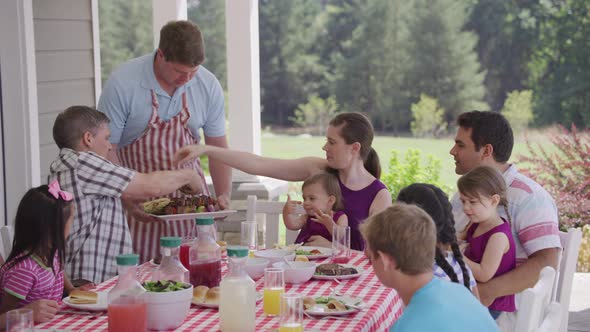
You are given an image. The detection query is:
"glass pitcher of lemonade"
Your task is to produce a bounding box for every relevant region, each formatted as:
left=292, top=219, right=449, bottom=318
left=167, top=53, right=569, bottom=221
left=189, top=217, right=221, bottom=287
left=108, top=254, right=147, bottom=332
left=219, top=246, right=256, bottom=332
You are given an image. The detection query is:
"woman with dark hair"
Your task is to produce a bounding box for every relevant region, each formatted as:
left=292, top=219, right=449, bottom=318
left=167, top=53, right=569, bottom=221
left=175, top=112, right=392, bottom=250
left=397, top=183, right=478, bottom=297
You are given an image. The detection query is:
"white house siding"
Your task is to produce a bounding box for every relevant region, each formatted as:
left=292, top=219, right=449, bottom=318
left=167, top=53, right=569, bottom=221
left=33, top=0, right=96, bottom=181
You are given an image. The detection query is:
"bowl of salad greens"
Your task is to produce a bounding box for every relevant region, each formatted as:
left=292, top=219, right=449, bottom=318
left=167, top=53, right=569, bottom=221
left=142, top=280, right=193, bottom=330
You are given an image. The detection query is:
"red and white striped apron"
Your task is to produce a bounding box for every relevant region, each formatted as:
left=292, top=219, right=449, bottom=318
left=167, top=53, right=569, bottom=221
left=118, top=90, right=209, bottom=263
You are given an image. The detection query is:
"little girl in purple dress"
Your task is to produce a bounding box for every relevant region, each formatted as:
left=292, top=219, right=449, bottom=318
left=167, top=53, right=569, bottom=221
left=458, top=166, right=516, bottom=320
left=283, top=173, right=348, bottom=246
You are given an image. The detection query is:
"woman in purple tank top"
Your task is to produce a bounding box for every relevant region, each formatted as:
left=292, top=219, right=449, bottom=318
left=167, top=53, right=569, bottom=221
left=283, top=173, right=348, bottom=245
left=175, top=113, right=392, bottom=250
left=458, top=166, right=516, bottom=319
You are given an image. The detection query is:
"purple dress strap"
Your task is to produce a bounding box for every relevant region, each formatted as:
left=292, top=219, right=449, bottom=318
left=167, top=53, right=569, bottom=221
left=465, top=218, right=516, bottom=312
left=339, top=178, right=387, bottom=251
left=295, top=211, right=345, bottom=244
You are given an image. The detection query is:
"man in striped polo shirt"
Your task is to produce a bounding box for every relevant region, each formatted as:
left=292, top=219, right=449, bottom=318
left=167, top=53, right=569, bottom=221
left=449, top=111, right=561, bottom=330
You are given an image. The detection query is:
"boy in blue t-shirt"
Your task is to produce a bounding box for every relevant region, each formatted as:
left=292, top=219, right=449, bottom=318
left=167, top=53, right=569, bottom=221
left=361, top=203, right=498, bottom=332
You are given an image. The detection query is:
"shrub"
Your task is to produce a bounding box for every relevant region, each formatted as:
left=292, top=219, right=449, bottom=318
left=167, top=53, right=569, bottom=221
left=517, top=125, right=590, bottom=271
left=410, top=94, right=447, bottom=138
left=382, top=148, right=452, bottom=200
left=290, top=95, right=339, bottom=136
left=501, top=90, right=533, bottom=133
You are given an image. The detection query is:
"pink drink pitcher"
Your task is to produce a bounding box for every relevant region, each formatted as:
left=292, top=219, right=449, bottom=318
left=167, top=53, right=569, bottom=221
left=108, top=254, right=147, bottom=332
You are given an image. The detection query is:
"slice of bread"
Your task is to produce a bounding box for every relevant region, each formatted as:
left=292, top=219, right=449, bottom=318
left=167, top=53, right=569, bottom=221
left=69, top=290, right=98, bottom=304
left=205, top=287, right=220, bottom=305
left=193, top=285, right=209, bottom=302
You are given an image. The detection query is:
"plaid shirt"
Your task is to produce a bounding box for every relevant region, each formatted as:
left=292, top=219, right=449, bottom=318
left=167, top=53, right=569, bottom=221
left=48, top=148, right=135, bottom=283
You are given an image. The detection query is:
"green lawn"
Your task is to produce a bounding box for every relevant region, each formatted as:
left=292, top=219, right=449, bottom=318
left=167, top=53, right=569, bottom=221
left=260, top=132, right=546, bottom=191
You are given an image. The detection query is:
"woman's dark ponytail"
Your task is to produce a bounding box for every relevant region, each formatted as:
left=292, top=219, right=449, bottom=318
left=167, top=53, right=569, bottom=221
left=364, top=147, right=381, bottom=179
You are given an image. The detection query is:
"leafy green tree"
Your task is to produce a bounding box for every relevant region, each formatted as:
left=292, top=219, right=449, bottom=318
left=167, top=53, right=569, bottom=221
left=290, top=95, right=339, bottom=136
left=332, top=0, right=414, bottom=132
left=405, top=0, right=488, bottom=123
left=259, top=0, right=327, bottom=126
left=466, top=1, right=537, bottom=112
left=527, top=0, right=590, bottom=128
left=501, top=90, right=533, bottom=133
left=99, top=0, right=152, bottom=84
left=411, top=94, right=447, bottom=137
left=188, top=0, right=227, bottom=89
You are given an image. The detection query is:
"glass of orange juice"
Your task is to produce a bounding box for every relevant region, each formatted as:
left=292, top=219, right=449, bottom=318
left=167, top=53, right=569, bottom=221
left=279, top=293, right=303, bottom=332
left=263, top=267, right=284, bottom=316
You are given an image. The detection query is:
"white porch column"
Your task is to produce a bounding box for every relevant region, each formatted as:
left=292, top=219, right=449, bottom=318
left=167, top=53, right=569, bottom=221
left=152, top=0, right=187, bottom=47
left=0, top=0, right=41, bottom=225
left=225, top=0, right=261, bottom=182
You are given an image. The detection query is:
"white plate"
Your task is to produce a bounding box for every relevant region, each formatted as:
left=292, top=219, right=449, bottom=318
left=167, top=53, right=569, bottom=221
left=294, top=246, right=333, bottom=260
left=62, top=291, right=108, bottom=312
left=305, top=295, right=364, bottom=316
left=150, top=210, right=237, bottom=221
left=191, top=292, right=262, bottom=309
left=312, top=264, right=363, bottom=280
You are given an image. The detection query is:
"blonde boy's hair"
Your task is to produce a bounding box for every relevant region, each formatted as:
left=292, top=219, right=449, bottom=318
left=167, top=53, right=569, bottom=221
left=361, top=203, right=436, bottom=275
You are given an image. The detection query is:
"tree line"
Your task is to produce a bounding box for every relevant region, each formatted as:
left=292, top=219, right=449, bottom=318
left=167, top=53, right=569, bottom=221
left=99, top=0, right=590, bottom=131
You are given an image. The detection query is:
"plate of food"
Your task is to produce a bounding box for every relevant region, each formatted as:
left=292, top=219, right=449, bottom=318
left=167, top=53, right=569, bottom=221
left=303, top=295, right=364, bottom=316
left=294, top=246, right=333, bottom=260
left=312, top=263, right=363, bottom=280
left=143, top=196, right=236, bottom=221
left=62, top=290, right=107, bottom=312
left=191, top=286, right=262, bottom=309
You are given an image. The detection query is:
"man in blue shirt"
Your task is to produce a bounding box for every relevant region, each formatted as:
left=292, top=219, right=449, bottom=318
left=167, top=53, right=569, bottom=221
left=361, top=204, right=498, bottom=332
left=98, top=21, right=231, bottom=263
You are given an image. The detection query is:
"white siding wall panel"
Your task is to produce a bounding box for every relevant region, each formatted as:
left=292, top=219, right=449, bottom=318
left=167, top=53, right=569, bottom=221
left=38, top=112, right=59, bottom=146
left=39, top=144, right=59, bottom=182
left=33, top=0, right=91, bottom=20
left=36, top=50, right=94, bottom=83
left=34, top=20, right=92, bottom=51
left=38, top=80, right=95, bottom=114
left=33, top=0, right=95, bottom=182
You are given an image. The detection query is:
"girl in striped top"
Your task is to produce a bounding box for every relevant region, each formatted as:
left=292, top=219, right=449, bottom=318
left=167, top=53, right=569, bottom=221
left=0, top=181, right=79, bottom=322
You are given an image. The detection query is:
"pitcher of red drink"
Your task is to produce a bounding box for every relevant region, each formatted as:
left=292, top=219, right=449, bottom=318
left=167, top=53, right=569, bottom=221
left=108, top=254, right=147, bottom=332
left=189, top=217, right=221, bottom=287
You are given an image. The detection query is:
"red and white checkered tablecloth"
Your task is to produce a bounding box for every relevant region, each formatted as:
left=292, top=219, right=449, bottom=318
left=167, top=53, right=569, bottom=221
left=37, top=251, right=403, bottom=331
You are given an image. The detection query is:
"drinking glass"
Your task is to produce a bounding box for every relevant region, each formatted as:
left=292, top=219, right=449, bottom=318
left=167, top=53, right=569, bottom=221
left=6, top=308, right=33, bottom=332
left=241, top=221, right=258, bottom=256
left=279, top=293, right=303, bottom=332
left=332, top=225, right=351, bottom=264
left=263, top=267, right=285, bottom=316
left=179, top=236, right=195, bottom=269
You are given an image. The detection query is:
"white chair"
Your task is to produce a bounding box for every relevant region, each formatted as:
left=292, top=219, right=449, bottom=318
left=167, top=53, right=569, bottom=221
left=245, top=195, right=304, bottom=247
left=537, top=302, right=562, bottom=332
left=0, top=225, right=14, bottom=261
left=554, top=228, right=582, bottom=332
left=514, top=266, right=557, bottom=332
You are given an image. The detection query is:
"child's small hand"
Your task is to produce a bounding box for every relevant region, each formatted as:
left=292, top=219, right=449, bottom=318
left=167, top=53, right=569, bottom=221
left=310, top=209, right=334, bottom=229
left=284, top=195, right=302, bottom=215
left=25, top=299, right=58, bottom=323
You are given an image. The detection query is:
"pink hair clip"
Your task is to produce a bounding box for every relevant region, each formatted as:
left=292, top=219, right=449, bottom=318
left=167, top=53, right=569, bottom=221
left=48, top=180, right=74, bottom=201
